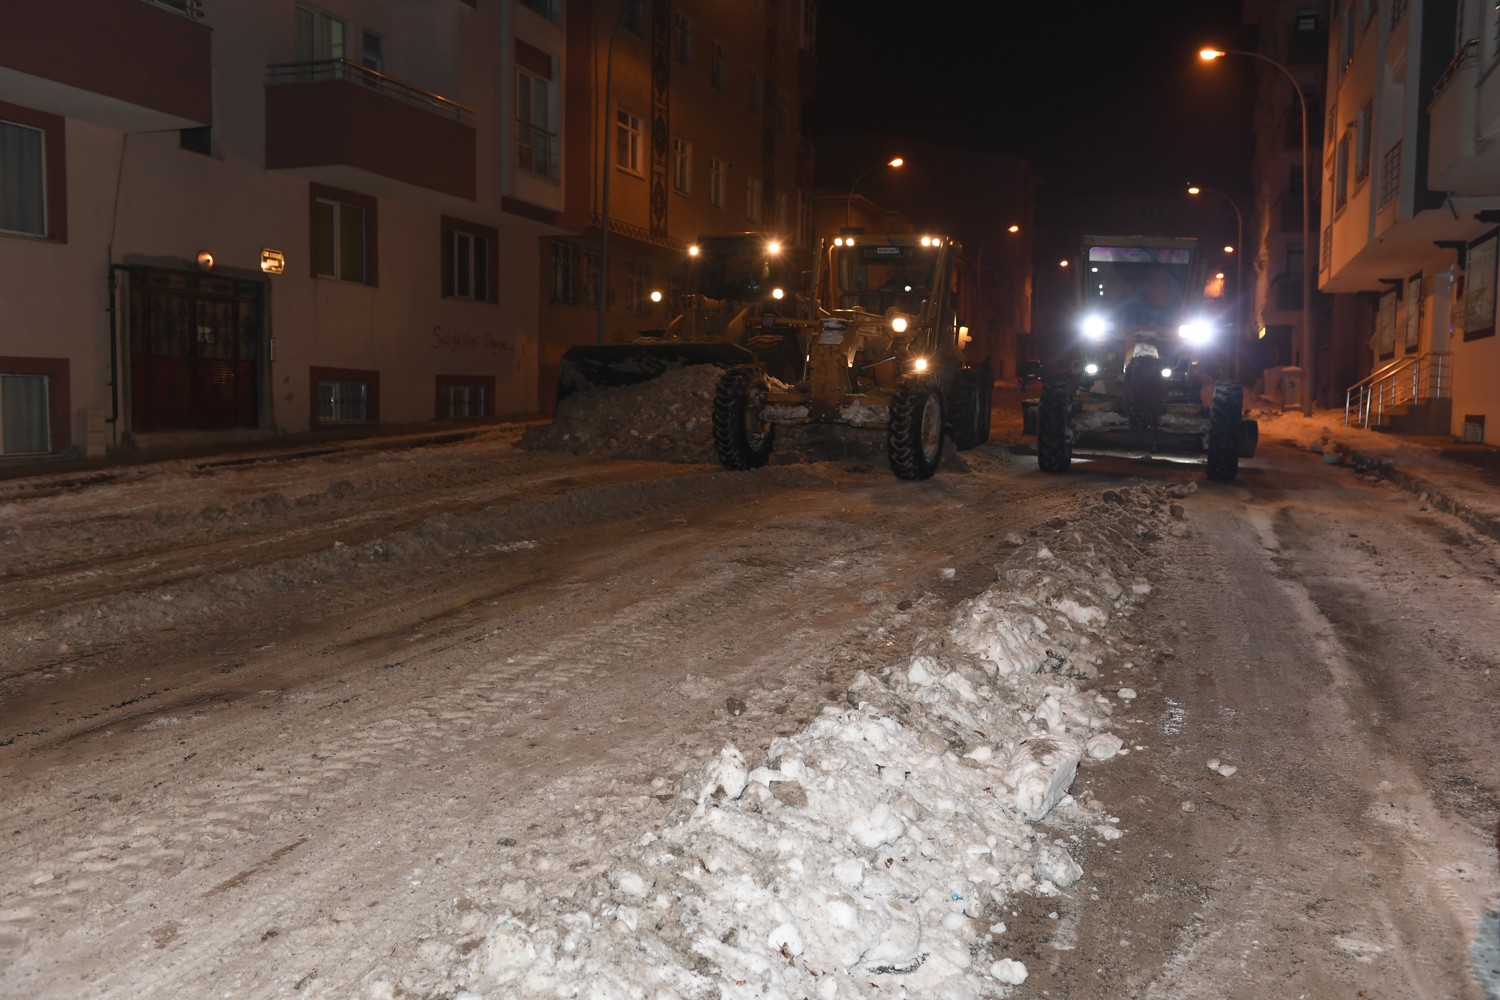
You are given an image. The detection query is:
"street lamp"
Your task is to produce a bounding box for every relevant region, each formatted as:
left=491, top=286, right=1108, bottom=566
left=1201, top=47, right=1313, bottom=415
left=598, top=0, right=643, bottom=345
left=1188, top=183, right=1245, bottom=382
left=846, top=157, right=904, bottom=229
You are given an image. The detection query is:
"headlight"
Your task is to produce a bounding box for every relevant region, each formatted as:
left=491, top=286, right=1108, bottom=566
left=911, top=357, right=928, bottom=372
left=1084, top=363, right=1099, bottom=375
left=1161, top=367, right=1174, bottom=379
left=1081, top=314, right=1110, bottom=340
left=891, top=316, right=908, bottom=333
left=1178, top=319, right=1212, bottom=345
left=771, top=287, right=785, bottom=300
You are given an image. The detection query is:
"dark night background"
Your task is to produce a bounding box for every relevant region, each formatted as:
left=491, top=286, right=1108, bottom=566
left=808, top=0, right=1258, bottom=199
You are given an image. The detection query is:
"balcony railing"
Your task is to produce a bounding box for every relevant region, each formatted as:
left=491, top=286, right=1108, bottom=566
left=266, top=59, right=473, bottom=125
left=1345, top=352, right=1451, bottom=429
left=1321, top=227, right=1332, bottom=273
left=515, top=120, right=559, bottom=178
left=1389, top=0, right=1408, bottom=31
left=1431, top=39, right=1478, bottom=103
left=141, top=0, right=204, bottom=18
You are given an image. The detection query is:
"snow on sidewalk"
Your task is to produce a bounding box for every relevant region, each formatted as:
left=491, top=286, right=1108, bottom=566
left=446, top=484, right=1189, bottom=1000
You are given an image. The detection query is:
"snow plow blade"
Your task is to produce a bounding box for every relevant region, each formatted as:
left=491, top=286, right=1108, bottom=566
left=558, top=341, right=758, bottom=399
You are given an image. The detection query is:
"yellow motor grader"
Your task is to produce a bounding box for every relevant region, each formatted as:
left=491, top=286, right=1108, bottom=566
left=710, top=233, right=992, bottom=480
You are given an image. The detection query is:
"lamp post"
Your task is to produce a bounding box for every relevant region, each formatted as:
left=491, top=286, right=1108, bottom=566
left=845, top=157, right=903, bottom=229
left=1201, top=47, right=1312, bottom=414
left=1188, top=184, right=1245, bottom=382
left=598, top=0, right=642, bottom=345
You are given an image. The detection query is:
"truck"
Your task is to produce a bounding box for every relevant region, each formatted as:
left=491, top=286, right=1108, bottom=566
left=1022, top=234, right=1258, bottom=481
left=556, top=233, right=811, bottom=399
left=710, top=232, right=992, bottom=481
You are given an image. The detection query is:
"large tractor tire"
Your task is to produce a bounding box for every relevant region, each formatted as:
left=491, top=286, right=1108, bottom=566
left=888, top=375, right=946, bottom=480
left=1206, top=381, right=1244, bottom=482
left=947, top=366, right=992, bottom=451
left=1037, top=375, right=1075, bottom=473
left=712, top=365, right=775, bottom=470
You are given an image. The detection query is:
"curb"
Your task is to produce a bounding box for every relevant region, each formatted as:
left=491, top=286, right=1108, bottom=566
left=1342, top=447, right=1500, bottom=544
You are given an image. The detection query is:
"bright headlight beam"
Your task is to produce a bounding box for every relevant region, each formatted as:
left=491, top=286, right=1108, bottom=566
left=891, top=317, right=908, bottom=333
left=1082, top=314, right=1110, bottom=340
left=1178, top=320, right=1213, bottom=345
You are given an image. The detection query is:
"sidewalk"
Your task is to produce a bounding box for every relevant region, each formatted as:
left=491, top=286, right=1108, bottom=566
left=1254, top=403, right=1500, bottom=542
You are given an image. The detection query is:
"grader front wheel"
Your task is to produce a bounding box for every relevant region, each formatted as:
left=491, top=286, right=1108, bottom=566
left=888, top=375, right=946, bottom=480
left=712, top=365, right=775, bottom=470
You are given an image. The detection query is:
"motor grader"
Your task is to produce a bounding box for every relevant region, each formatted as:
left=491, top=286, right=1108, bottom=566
left=556, top=233, right=809, bottom=398
left=710, top=233, right=992, bottom=480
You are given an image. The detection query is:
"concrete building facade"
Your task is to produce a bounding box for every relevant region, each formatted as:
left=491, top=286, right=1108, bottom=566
left=1317, top=0, right=1500, bottom=439
left=0, top=0, right=821, bottom=459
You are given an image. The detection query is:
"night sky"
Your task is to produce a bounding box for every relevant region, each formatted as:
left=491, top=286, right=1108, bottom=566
left=809, top=0, right=1258, bottom=200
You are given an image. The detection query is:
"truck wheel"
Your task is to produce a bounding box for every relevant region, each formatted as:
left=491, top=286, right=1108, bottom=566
left=712, top=365, right=774, bottom=470
left=947, top=368, right=991, bottom=451
left=888, top=375, right=945, bottom=480
left=1037, top=375, right=1074, bottom=473
left=1206, top=382, right=1244, bottom=481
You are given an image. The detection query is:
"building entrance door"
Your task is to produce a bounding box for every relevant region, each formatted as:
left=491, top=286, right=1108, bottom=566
left=128, top=267, right=263, bottom=431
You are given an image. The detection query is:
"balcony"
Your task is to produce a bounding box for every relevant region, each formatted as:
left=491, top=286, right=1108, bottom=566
left=1427, top=38, right=1500, bottom=194
left=265, top=60, right=476, bottom=201
left=0, top=0, right=211, bottom=132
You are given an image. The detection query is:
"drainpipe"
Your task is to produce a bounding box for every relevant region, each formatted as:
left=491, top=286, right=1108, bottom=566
left=106, top=257, right=127, bottom=437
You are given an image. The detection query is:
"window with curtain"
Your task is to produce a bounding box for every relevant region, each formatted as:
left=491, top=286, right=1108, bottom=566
left=1464, top=233, right=1497, bottom=340
left=0, top=120, right=46, bottom=237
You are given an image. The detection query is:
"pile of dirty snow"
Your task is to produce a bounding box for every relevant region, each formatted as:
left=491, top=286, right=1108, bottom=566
left=521, top=366, right=722, bottom=464
left=522, top=366, right=952, bottom=468
left=454, top=484, right=1190, bottom=999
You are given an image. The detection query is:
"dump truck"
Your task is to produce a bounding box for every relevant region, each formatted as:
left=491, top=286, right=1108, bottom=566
left=1022, top=234, right=1257, bottom=481
left=710, top=232, right=992, bottom=480
left=556, top=233, right=811, bottom=398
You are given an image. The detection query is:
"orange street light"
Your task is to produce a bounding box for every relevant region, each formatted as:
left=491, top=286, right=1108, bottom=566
left=1059, top=259, right=1070, bottom=268
left=846, top=157, right=904, bottom=228
left=1008, top=224, right=1020, bottom=233
left=1201, top=45, right=1312, bottom=413
left=1224, top=245, right=1235, bottom=254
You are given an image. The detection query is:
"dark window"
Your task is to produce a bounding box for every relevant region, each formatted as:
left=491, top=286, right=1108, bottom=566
left=179, top=126, right=213, bottom=156
left=442, top=217, right=499, bottom=303
left=309, top=184, right=377, bottom=286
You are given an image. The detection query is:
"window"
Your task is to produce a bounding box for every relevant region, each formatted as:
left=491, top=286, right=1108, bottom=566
left=517, top=68, right=556, bottom=177
left=361, top=31, right=384, bottom=73
left=310, top=184, right=377, bottom=285
left=0, top=119, right=46, bottom=237
left=776, top=91, right=789, bottom=134
left=712, top=41, right=728, bottom=90
left=798, top=190, right=812, bottom=247
left=1354, top=101, right=1372, bottom=184
left=746, top=176, right=762, bottom=223
left=748, top=69, right=762, bottom=116
left=436, top=375, right=494, bottom=419
left=1463, top=233, right=1497, bottom=341
left=553, top=242, right=600, bottom=306
left=622, top=1, right=645, bottom=35
left=0, top=372, right=50, bottom=454
left=295, top=5, right=345, bottom=62
left=801, top=0, right=817, bottom=52
left=673, top=10, right=693, bottom=67
left=1286, top=243, right=1305, bottom=278
left=626, top=261, right=651, bottom=313
left=1334, top=134, right=1351, bottom=211
left=1296, top=6, right=1319, bottom=30
left=519, top=0, right=562, bottom=24
left=616, top=108, right=643, bottom=175
left=179, top=126, right=213, bottom=156
left=1338, top=6, right=1355, bottom=70
left=672, top=137, right=693, bottom=195
left=710, top=157, right=727, bottom=209
left=311, top=367, right=378, bottom=425
left=442, top=217, right=498, bottom=303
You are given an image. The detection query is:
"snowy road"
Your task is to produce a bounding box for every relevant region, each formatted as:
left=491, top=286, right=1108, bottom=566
left=1, top=411, right=1497, bottom=999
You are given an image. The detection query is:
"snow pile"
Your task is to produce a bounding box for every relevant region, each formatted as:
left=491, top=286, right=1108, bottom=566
left=456, top=485, right=1183, bottom=999
left=522, top=366, right=722, bottom=464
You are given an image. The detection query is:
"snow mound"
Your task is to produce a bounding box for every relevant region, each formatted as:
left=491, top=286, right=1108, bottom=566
left=459, top=486, right=1180, bottom=999
left=521, top=365, right=723, bottom=464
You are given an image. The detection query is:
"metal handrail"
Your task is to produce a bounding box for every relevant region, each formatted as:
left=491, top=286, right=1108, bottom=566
left=141, top=0, right=204, bottom=19
left=1430, top=39, right=1478, bottom=103
left=265, top=59, right=474, bottom=124
left=1344, top=351, right=1452, bottom=429
left=514, top=120, right=559, bottom=178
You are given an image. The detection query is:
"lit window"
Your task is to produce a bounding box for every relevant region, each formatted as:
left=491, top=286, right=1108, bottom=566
left=616, top=109, right=644, bottom=175
left=311, top=185, right=376, bottom=285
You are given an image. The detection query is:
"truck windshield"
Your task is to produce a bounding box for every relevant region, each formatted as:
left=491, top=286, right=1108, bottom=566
left=1083, top=245, right=1193, bottom=329
left=830, top=243, right=940, bottom=313
left=696, top=242, right=794, bottom=301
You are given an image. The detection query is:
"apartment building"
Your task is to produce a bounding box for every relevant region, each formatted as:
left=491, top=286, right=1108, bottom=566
left=1241, top=0, right=1336, bottom=403
left=0, top=0, right=578, bottom=459
left=1319, top=0, right=1500, bottom=439
left=536, top=0, right=818, bottom=408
